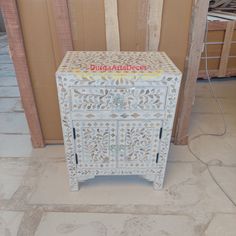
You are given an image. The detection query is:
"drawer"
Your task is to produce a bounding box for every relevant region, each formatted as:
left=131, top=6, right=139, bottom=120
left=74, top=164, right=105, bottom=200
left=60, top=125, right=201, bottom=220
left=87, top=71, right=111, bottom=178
left=70, top=86, right=168, bottom=112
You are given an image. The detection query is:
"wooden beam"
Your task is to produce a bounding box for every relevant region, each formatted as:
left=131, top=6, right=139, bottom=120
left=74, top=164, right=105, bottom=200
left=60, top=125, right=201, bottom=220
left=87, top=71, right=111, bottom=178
left=199, top=68, right=236, bottom=78
left=218, top=21, right=235, bottom=77
left=104, top=0, right=120, bottom=51
left=174, top=0, right=210, bottom=145
left=146, top=0, right=163, bottom=51
left=1, top=0, right=44, bottom=147
left=208, top=20, right=228, bottom=30
left=51, top=0, right=73, bottom=57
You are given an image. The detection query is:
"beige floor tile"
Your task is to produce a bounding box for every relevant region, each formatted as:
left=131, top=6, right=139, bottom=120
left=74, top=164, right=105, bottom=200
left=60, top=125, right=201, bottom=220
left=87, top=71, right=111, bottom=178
left=31, top=145, right=65, bottom=159
left=189, top=134, right=236, bottom=167
left=168, top=144, right=196, bottom=162
left=196, top=80, right=236, bottom=99
left=209, top=166, right=236, bottom=203
left=0, top=134, right=33, bottom=157
left=0, top=211, right=24, bottom=236
left=205, top=214, right=236, bottom=236
left=0, top=159, right=29, bottom=200
left=0, top=98, right=21, bottom=112
left=190, top=113, right=236, bottom=136
left=192, top=97, right=236, bottom=114
left=0, top=113, right=29, bottom=134
left=29, top=162, right=235, bottom=214
left=35, top=212, right=198, bottom=236
left=0, top=87, right=20, bottom=98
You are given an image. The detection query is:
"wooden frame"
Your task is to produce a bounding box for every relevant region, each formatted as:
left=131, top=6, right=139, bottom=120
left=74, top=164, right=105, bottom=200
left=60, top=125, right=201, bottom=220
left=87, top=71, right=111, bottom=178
left=198, top=20, right=236, bottom=78
left=1, top=0, right=208, bottom=146
left=0, top=0, right=44, bottom=147
left=174, top=0, right=210, bottom=144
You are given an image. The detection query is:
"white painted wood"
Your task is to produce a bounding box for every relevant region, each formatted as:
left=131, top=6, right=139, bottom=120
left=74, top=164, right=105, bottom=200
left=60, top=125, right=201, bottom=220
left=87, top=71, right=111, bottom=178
left=56, top=51, right=182, bottom=191
left=146, top=0, right=164, bottom=51
left=104, top=0, right=120, bottom=51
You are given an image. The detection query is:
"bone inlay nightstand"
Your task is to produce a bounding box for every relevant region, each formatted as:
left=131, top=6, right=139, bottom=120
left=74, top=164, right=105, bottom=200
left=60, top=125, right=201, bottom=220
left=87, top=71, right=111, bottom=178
left=56, top=51, right=182, bottom=191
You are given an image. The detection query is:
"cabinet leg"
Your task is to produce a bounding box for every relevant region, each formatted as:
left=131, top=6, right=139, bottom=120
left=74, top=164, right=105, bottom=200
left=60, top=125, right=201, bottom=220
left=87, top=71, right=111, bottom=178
left=70, top=181, right=80, bottom=191
left=153, top=177, right=164, bottom=191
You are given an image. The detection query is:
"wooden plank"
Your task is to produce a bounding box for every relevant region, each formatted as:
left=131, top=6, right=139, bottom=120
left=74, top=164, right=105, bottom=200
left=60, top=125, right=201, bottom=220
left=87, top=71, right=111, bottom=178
left=174, top=0, right=209, bottom=145
left=45, top=139, right=64, bottom=144
left=199, top=68, right=236, bottom=78
left=218, top=21, right=235, bottom=77
left=208, top=20, right=228, bottom=30
left=104, top=0, right=120, bottom=51
left=1, top=0, right=44, bottom=147
left=145, top=0, right=163, bottom=51
left=51, top=0, right=73, bottom=57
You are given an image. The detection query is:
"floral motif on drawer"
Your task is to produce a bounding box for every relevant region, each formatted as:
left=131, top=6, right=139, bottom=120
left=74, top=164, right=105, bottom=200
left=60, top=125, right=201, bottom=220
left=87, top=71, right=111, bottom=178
left=70, top=86, right=167, bottom=111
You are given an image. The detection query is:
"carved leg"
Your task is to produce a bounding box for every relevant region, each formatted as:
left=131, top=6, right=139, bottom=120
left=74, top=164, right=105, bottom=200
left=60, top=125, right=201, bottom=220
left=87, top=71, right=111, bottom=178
left=70, top=180, right=80, bottom=191
left=153, top=174, right=164, bottom=191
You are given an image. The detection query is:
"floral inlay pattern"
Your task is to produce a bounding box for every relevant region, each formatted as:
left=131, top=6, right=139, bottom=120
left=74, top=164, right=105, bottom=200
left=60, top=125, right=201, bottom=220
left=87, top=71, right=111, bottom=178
left=56, top=51, right=182, bottom=191
left=118, top=121, right=161, bottom=168
left=73, top=120, right=117, bottom=169
left=82, top=127, right=110, bottom=163
left=71, top=87, right=167, bottom=111
left=125, top=127, right=153, bottom=161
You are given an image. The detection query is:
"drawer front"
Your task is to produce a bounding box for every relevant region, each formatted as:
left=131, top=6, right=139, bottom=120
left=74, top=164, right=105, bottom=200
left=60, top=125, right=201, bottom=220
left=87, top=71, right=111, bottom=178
left=117, top=120, right=162, bottom=168
left=73, top=120, right=117, bottom=169
left=70, top=86, right=167, bottom=112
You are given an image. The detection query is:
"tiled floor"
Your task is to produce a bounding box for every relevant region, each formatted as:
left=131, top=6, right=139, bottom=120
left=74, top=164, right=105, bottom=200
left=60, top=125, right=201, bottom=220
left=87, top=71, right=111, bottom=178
left=0, top=34, right=236, bottom=235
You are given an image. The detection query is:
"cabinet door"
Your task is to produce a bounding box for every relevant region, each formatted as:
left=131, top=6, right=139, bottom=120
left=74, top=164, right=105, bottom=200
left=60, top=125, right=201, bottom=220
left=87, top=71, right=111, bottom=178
left=118, top=120, right=162, bottom=168
left=73, top=120, right=117, bottom=169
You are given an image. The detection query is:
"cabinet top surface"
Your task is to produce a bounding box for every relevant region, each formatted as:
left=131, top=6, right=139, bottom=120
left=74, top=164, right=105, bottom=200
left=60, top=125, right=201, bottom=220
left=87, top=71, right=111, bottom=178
left=57, top=51, right=182, bottom=77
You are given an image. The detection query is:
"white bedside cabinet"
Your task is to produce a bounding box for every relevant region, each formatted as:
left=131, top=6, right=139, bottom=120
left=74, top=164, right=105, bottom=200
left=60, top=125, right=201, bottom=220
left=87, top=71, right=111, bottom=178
left=56, top=51, right=182, bottom=191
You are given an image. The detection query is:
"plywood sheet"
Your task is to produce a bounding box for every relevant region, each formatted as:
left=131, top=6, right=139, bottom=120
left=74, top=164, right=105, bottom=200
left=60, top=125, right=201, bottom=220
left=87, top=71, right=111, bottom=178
left=200, top=58, right=221, bottom=70
left=159, top=0, right=192, bottom=71
left=233, top=31, right=236, bottom=41
left=118, top=0, right=148, bottom=51
left=17, top=0, right=63, bottom=141
left=68, top=0, right=106, bottom=51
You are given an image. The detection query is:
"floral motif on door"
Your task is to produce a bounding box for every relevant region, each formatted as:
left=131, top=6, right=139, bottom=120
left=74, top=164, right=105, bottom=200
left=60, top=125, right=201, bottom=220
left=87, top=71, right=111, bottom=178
left=73, top=120, right=117, bottom=168
left=118, top=120, right=162, bottom=168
